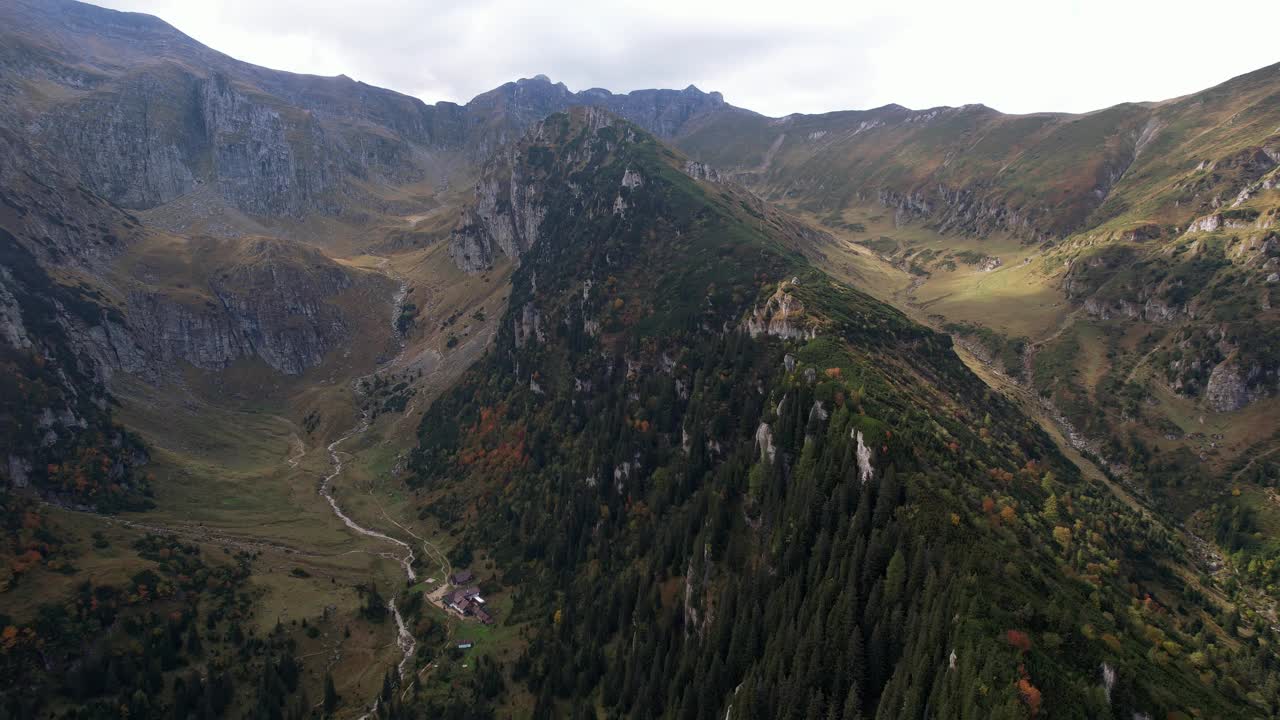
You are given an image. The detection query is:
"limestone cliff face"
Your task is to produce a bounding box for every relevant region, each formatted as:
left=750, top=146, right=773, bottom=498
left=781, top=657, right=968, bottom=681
left=1, top=152, right=381, bottom=381
left=2, top=1, right=738, bottom=226
left=1201, top=356, right=1273, bottom=414
left=745, top=280, right=817, bottom=340
left=107, top=241, right=360, bottom=376
left=873, top=185, right=1057, bottom=243
left=447, top=150, right=547, bottom=272
left=448, top=107, right=627, bottom=273
left=0, top=227, right=147, bottom=504
left=1204, top=361, right=1252, bottom=413
left=36, top=68, right=345, bottom=217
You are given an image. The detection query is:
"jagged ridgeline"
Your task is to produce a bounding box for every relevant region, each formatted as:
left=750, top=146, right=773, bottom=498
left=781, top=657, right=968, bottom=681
left=411, top=109, right=1275, bottom=718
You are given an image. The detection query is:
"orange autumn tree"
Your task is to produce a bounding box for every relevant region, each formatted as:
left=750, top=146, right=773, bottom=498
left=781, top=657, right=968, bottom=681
left=1017, top=675, right=1043, bottom=716
left=1005, top=629, right=1033, bottom=654
left=455, top=404, right=530, bottom=482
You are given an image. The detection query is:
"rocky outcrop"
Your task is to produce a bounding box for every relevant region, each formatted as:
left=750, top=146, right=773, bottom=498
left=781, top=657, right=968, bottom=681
left=745, top=280, right=816, bottom=340
left=0, top=229, right=147, bottom=505
left=512, top=302, right=545, bottom=349
left=1204, top=360, right=1251, bottom=412
left=876, top=186, right=1053, bottom=242
left=755, top=423, right=776, bottom=464
left=448, top=107, right=649, bottom=273
left=1184, top=211, right=1266, bottom=235
left=1082, top=296, right=1183, bottom=323
left=123, top=240, right=374, bottom=375
left=854, top=429, right=874, bottom=484
left=447, top=153, right=548, bottom=272
left=684, top=160, right=723, bottom=183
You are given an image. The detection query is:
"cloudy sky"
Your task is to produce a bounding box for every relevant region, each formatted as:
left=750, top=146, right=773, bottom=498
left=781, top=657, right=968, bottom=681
left=93, top=0, right=1280, bottom=117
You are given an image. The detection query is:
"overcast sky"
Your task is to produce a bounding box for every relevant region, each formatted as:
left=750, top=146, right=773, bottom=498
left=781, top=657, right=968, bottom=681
left=92, top=0, right=1280, bottom=117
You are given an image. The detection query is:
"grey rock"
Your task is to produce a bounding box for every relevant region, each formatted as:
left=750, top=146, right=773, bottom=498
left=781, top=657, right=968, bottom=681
left=1204, top=361, right=1249, bottom=412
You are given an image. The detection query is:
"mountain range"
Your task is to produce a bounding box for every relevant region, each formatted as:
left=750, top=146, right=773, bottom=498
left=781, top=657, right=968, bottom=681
left=0, top=1, right=1278, bottom=719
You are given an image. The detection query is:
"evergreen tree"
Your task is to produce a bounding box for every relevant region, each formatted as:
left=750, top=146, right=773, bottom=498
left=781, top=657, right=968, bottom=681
left=323, top=673, right=339, bottom=716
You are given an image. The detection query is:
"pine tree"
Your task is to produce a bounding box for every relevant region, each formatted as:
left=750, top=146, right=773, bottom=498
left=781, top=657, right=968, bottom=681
left=323, top=673, right=339, bottom=716
left=186, top=623, right=203, bottom=656
left=884, top=549, right=906, bottom=607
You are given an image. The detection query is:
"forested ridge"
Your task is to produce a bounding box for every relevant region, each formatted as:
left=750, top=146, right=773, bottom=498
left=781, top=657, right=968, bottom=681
left=1, top=5, right=1278, bottom=716
left=406, top=110, right=1280, bottom=719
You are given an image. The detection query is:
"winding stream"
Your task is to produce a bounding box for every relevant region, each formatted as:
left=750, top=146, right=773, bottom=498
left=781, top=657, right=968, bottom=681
left=321, top=422, right=418, bottom=675
left=316, top=261, right=419, bottom=710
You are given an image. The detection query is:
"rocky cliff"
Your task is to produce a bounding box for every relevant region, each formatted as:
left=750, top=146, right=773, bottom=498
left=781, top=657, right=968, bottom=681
left=0, top=227, right=148, bottom=508
left=447, top=107, right=626, bottom=273
left=1, top=1, right=740, bottom=225
left=106, top=237, right=377, bottom=377
left=3, top=135, right=386, bottom=376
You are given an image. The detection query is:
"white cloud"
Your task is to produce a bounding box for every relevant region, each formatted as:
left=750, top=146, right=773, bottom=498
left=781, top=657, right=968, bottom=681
left=90, top=0, right=1280, bottom=116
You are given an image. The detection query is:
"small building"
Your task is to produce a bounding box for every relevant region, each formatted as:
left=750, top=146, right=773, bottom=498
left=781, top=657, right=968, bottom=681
left=457, top=641, right=474, bottom=650
left=446, top=586, right=485, bottom=615
left=474, top=607, right=494, bottom=625
left=449, top=569, right=474, bottom=585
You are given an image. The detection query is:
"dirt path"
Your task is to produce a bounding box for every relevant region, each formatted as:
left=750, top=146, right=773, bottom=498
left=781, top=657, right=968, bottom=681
left=957, top=345, right=1150, bottom=514
left=1231, top=443, right=1280, bottom=485
left=51, top=505, right=336, bottom=559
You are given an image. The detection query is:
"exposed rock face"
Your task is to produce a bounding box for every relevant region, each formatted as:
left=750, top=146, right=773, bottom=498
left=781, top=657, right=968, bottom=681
left=1188, top=214, right=1224, bottom=234
left=40, top=68, right=200, bottom=210
left=854, top=429, right=874, bottom=484
left=808, top=401, right=828, bottom=422
left=447, top=107, right=649, bottom=273
left=119, top=257, right=354, bottom=375
left=2, top=2, right=741, bottom=225
left=30, top=65, right=376, bottom=217
left=448, top=150, right=548, bottom=272
left=0, top=228, right=147, bottom=504
left=745, top=281, right=816, bottom=340
left=1083, top=296, right=1183, bottom=324
left=755, top=423, right=776, bottom=464
left=512, top=303, right=545, bottom=349
left=684, top=160, right=723, bottom=183
left=1204, top=360, right=1251, bottom=412
left=1185, top=211, right=1266, bottom=235
left=876, top=185, right=1054, bottom=242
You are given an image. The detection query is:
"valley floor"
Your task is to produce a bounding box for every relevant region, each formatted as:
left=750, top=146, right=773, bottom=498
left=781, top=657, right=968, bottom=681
left=9, top=202, right=1274, bottom=717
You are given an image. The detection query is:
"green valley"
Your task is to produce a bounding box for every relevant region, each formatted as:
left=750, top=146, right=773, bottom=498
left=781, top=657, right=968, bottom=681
left=0, top=1, right=1278, bottom=719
